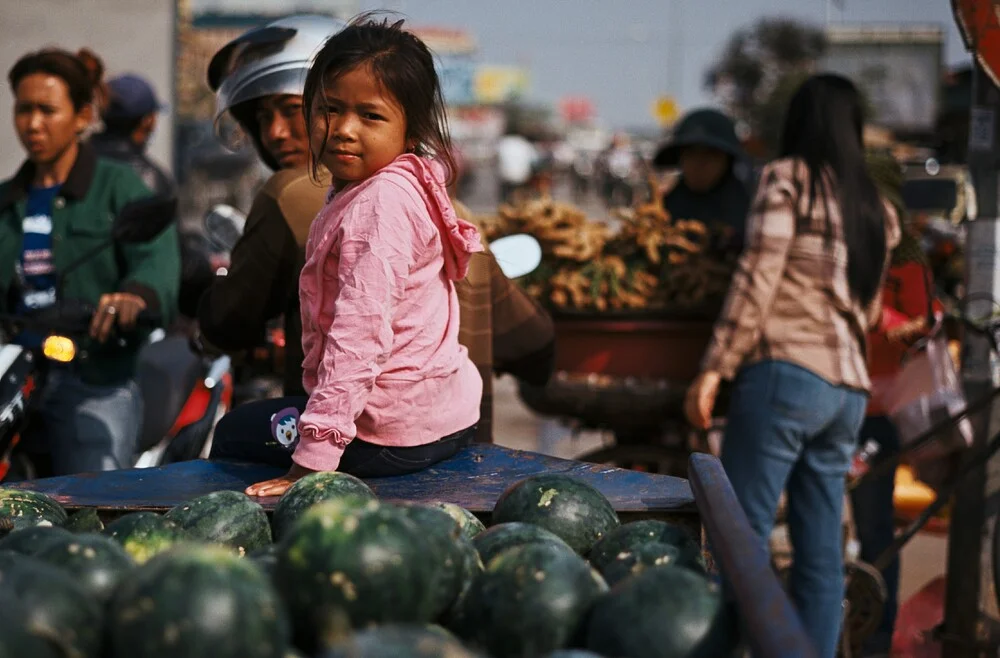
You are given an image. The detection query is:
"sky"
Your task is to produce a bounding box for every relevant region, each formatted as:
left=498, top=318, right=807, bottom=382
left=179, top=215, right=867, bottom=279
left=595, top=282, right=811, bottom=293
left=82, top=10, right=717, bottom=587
left=195, top=0, right=972, bottom=130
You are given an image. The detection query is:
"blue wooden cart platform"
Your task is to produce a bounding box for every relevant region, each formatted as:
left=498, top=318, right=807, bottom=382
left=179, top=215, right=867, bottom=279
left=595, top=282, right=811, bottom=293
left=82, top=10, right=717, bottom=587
left=6, top=444, right=695, bottom=520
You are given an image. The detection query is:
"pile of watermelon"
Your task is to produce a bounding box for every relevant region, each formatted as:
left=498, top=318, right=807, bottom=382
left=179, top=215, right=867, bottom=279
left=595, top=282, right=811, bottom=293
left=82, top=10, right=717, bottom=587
left=0, top=473, right=737, bottom=658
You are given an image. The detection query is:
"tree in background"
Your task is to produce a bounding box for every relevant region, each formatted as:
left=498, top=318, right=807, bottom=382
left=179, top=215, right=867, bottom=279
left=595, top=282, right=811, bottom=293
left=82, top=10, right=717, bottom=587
left=705, top=18, right=827, bottom=157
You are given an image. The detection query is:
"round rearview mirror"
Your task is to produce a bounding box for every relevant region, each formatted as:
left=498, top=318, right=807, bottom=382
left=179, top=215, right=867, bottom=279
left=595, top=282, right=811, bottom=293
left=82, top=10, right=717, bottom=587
left=204, top=204, right=247, bottom=252
left=112, top=196, right=177, bottom=244
left=489, top=234, right=543, bottom=279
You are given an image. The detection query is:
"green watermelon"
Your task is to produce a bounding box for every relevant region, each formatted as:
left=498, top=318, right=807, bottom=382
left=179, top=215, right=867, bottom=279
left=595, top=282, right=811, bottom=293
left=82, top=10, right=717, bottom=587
left=460, top=543, right=608, bottom=656
left=597, top=541, right=684, bottom=587
left=165, top=490, right=272, bottom=554
left=108, top=544, right=290, bottom=658
left=394, top=503, right=468, bottom=619
left=272, top=472, right=376, bottom=540
left=0, top=591, right=67, bottom=658
left=275, top=499, right=434, bottom=652
left=440, top=534, right=485, bottom=635
left=588, top=520, right=703, bottom=574
left=451, top=535, right=483, bottom=611
left=585, top=565, right=736, bottom=658
left=0, top=526, right=73, bottom=556
left=102, top=512, right=186, bottom=563
left=64, top=508, right=104, bottom=533
left=0, top=552, right=104, bottom=658
left=321, top=625, right=484, bottom=657
left=0, top=489, right=67, bottom=530
left=249, top=544, right=279, bottom=584
left=250, top=543, right=279, bottom=563
left=429, top=502, right=486, bottom=540
left=472, top=522, right=575, bottom=565
left=36, top=533, right=134, bottom=603
left=491, top=475, right=619, bottom=555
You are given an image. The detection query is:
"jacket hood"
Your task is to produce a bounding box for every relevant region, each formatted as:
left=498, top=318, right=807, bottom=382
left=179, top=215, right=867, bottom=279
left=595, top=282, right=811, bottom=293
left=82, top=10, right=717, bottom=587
left=380, top=154, right=483, bottom=281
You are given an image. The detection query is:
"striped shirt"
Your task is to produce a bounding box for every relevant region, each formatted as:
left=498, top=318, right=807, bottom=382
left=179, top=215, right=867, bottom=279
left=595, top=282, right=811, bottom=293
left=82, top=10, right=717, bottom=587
left=702, top=158, right=901, bottom=392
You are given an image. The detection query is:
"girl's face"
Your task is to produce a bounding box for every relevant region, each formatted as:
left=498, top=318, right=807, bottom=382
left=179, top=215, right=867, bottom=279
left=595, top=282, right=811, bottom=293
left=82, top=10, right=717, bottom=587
left=14, top=73, right=89, bottom=166
left=311, top=64, right=408, bottom=187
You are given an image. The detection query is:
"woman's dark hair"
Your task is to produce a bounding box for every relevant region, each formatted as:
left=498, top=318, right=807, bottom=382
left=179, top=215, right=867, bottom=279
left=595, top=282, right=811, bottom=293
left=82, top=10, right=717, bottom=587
left=303, top=13, right=456, bottom=184
left=780, top=74, right=887, bottom=306
left=8, top=47, right=106, bottom=112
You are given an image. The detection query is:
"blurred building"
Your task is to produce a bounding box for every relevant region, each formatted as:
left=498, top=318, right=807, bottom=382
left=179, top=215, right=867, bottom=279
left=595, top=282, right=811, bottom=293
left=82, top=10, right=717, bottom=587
left=192, top=0, right=359, bottom=18
left=937, top=65, right=973, bottom=164
left=821, top=24, right=944, bottom=140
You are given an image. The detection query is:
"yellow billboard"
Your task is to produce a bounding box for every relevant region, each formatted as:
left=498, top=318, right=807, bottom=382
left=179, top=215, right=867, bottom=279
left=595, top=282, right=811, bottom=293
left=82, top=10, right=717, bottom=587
left=475, top=66, right=530, bottom=104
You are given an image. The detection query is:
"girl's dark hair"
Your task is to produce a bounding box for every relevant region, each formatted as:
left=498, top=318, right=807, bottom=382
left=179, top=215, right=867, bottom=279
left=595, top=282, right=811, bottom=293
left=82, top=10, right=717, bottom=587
left=303, top=13, right=456, bottom=184
left=8, top=47, right=105, bottom=112
left=780, top=74, right=887, bottom=306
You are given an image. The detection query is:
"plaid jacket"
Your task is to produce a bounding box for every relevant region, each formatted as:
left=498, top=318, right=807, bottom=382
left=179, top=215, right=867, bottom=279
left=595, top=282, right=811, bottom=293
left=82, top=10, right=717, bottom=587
left=702, top=158, right=901, bottom=392
left=453, top=200, right=556, bottom=442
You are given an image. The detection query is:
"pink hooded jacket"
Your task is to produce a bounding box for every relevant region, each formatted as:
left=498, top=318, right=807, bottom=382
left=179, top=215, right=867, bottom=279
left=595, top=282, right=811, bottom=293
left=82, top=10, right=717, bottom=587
left=294, top=154, right=484, bottom=472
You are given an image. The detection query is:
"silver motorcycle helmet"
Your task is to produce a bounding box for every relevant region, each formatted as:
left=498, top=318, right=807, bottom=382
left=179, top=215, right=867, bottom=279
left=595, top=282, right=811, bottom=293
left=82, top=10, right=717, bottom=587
left=207, top=14, right=346, bottom=168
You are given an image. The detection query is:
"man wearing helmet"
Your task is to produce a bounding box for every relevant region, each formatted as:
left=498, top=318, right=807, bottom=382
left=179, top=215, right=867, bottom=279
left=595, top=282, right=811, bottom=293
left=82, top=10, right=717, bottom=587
left=198, top=15, right=554, bottom=448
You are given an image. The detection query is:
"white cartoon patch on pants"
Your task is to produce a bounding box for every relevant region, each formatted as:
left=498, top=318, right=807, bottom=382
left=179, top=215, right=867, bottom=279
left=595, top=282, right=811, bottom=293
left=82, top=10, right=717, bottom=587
left=269, top=407, right=300, bottom=450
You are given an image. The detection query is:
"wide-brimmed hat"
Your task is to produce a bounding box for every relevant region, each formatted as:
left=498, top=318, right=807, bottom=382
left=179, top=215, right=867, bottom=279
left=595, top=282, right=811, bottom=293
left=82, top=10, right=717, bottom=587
left=653, top=108, right=745, bottom=168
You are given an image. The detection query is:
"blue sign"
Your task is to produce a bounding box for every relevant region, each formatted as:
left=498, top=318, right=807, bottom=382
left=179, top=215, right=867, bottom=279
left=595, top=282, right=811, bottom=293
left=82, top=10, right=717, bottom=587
left=436, top=54, right=476, bottom=106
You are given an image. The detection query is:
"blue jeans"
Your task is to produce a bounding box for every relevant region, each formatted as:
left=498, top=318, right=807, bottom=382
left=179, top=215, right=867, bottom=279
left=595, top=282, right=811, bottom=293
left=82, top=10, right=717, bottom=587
left=26, top=370, right=143, bottom=475
left=721, top=360, right=867, bottom=658
left=849, top=416, right=900, bottom=655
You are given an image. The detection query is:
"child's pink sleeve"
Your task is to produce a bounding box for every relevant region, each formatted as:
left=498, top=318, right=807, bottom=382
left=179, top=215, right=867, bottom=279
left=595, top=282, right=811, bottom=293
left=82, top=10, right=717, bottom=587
left=293, top=192, right=415, bottom=472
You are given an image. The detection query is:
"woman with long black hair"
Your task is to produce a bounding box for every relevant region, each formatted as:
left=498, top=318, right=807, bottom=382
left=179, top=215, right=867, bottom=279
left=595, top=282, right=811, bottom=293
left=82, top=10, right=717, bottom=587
left=684, top=74, right=901, bottom=658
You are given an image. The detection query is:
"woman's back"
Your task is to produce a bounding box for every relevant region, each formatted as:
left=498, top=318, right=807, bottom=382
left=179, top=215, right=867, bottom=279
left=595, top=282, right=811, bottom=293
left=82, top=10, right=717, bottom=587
left=705, top=157, right=900, bottom=392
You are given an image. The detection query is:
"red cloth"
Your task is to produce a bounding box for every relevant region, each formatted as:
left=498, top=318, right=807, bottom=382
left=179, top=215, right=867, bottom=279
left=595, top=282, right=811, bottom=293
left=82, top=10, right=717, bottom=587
left=866, top=261, right=938, bottom=416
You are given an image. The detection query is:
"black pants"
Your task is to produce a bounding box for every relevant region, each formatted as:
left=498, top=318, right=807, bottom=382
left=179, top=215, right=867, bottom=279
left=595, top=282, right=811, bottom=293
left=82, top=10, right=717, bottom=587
left=209, top=397, right=475, bottom=478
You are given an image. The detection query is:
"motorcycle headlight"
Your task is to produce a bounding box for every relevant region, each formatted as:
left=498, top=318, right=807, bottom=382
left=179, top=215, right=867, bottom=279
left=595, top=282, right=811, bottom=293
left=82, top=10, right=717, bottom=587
left=42, top=335, right=76, bottom=363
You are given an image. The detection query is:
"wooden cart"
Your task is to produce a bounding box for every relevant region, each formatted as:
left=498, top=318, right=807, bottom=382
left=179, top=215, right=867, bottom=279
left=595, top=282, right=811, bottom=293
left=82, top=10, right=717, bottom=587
left=519, top=315, right=717, bottom=476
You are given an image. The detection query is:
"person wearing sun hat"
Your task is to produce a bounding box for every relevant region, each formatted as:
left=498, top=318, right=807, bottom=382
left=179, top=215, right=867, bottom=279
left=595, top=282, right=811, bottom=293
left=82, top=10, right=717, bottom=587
left=653, top=107, right=751, bottom=252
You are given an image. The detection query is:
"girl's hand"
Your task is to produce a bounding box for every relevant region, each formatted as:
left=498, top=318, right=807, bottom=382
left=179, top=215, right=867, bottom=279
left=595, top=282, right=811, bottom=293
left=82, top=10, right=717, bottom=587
left=90, top=292, right=147, bottom=343
left=245, top=463, right=316, bottom=497
left=685, top=371, right=721, bottom=431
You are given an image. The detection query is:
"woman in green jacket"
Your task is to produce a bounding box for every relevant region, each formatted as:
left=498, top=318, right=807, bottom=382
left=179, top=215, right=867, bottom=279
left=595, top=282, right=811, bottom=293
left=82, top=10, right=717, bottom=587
left=0, top=48, right=180, bottom=476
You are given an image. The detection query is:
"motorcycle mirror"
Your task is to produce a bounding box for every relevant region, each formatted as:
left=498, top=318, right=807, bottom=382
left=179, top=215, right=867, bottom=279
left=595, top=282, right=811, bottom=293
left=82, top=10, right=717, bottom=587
left=112, top=196, right=178, bottom=244
left=204, top=204, right=247, bottom=252
left=59, top=195, right=177, bottom=285
left=489, top=234, right=543, bottom=279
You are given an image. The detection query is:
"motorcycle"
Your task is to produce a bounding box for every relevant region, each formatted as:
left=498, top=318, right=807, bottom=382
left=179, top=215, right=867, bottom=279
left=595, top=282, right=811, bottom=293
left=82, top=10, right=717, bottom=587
left=203, top=204, right=286, bottom=405
left=0, top=196, right=233, bottom=481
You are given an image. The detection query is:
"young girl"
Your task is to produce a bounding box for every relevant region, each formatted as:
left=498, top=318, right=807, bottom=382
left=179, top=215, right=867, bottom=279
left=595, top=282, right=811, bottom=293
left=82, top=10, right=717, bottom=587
left=233, top=17, right=483, bottom=497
